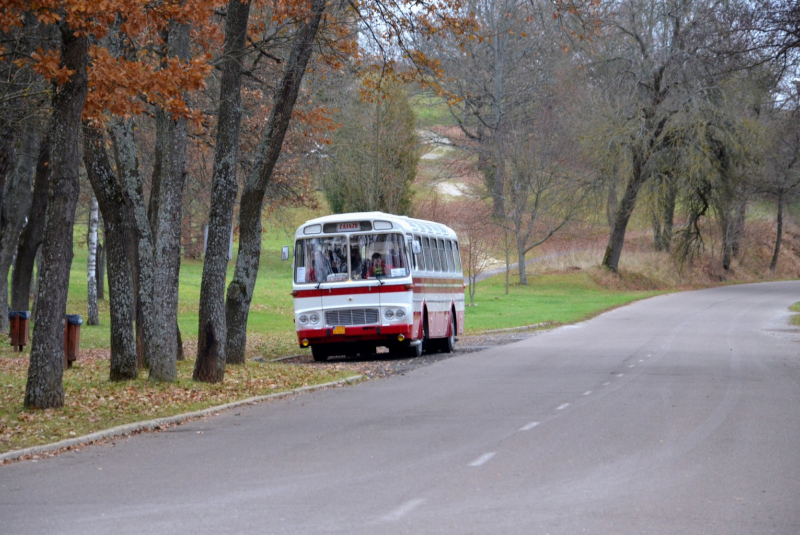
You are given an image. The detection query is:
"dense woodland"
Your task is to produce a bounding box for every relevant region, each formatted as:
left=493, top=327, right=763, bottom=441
left=0, top=0, right=798, bottom=408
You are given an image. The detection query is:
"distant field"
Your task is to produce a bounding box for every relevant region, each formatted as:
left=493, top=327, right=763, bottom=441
left=410, top=93, right=456, bottom=128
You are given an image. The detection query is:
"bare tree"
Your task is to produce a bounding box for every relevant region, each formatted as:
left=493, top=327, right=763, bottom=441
left=585, top=0, right=739, bottom=273
left=500, top=104, right=593, bottom=285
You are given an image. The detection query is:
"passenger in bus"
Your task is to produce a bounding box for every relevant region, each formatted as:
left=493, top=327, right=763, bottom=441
left=331, top=247, right=347, bottom=274
left=367, top=252, right=389, bottom=278
left=350, top=247, right=364, bottom=279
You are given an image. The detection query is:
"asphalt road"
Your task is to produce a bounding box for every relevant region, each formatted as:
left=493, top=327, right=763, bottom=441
left=3, top=281, right=800, bottom=534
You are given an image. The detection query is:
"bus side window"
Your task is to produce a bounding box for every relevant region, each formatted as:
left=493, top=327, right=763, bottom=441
left=438, top=239, right=449, bottom=272
left=294, top=240, right=305, bottom=282
left=445, top=240, right=455, bottom=272
left=453, top=241, right=463, bottom=273
left=431, top=239, right=441, bottom=271
left=414, top=235, right=425, bottom=271
left=423, top=237, right=433, bottom=271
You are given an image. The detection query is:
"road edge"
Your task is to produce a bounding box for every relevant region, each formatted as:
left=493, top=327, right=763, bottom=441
left=0, top=374, right=364, bottom=464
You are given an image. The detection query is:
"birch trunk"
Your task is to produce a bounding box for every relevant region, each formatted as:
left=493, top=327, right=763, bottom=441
left=24, top=25, right=88, bottom=409
left=225, top=0, right=328, bottom=365
left=195, top=0, right=252, bottom=381
left=87, top=193, right=99, bottom=325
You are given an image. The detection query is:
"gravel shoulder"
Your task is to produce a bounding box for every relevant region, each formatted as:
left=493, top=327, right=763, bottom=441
left=275, top=329, right=548, bottom=379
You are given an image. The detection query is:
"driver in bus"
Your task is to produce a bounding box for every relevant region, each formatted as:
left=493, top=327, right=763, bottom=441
left=306, top=259, right=317, bottom=282
left=367, top=252, right=389, bottom=278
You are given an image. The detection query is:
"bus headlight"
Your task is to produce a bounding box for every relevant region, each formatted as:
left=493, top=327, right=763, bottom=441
left=384, top=309, right=395, bottom=320
left=298, top=314, right=309, bottom=325
left=395, top=309, right=406, bottom=320
left=309, top=313, right=320, bottom=324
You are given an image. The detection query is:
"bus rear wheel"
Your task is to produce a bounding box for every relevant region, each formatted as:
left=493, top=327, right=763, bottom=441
left=440, top=312, right=456, bottom=353
left=311, top=345, right=329, bottom=362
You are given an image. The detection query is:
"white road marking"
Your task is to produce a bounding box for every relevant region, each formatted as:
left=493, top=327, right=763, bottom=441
left=617, top=373, right=624, bottom=378
left=639, top=360, right=644, bottom=363
left=628, top=364, right=635, bottom=368
left=582, top=391, right=592, bottom=396
left=382, top=499, right=425, bottom=521
left=601, top=381, right=611, bottom=386
left=519, top=421, right=540, bottom=431
left=557, top=403, right=570, bottom=410
left=469, top=452, right=496, bottom=467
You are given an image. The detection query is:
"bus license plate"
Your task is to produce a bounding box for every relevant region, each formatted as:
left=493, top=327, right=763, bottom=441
left=333, top=326, right=345, bottom=335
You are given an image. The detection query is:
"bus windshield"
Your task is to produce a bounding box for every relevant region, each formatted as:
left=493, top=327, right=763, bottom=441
left=295, top=233, right=408, bottom=283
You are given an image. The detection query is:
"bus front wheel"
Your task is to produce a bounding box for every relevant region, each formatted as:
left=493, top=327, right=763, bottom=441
left=311, top=345, right=329, bottom=362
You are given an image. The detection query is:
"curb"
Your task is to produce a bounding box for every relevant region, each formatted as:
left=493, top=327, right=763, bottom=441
left=0, top=374, right=364, bottom=464
left=478, top=321, right=557, bottom=334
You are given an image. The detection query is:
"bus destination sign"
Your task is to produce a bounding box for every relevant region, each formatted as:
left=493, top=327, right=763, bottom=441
left=337, top=222, right=360, bottom=231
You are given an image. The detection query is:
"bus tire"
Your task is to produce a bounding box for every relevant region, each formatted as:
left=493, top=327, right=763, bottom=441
left=311, top=345, right=329, bottom=362
left=421, top=313, right=430, bottom=354
left=440, top=312, right=456, bottom=354
left=407, top=342, right=423, bottom=358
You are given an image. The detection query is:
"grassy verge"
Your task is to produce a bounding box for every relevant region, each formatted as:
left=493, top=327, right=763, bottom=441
left=464, top=271, right=664, bottom=332
left=790, top=302, right=800, bottom=326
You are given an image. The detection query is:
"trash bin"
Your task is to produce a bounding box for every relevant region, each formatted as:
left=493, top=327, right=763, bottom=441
left=63, top=314, right=82, bottom=369
left=9, top=311, right=30, bottom=352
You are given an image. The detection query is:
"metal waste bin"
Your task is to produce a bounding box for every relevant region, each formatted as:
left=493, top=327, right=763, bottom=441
left=9, top=311, right=30, bottom=352
left=63, top=314, right=82, bottom=368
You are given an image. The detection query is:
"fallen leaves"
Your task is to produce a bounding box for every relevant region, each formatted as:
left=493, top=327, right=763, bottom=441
left=0, top=347, right=352, bottom=455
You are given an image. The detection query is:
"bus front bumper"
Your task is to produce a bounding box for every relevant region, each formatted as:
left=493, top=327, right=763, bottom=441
left=297, top=323, right=415, bottom=347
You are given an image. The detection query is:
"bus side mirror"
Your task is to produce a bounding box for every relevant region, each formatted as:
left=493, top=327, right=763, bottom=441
left=281, top=246, right=290, bottom=261
left=412, top=241, right=421, bottom=255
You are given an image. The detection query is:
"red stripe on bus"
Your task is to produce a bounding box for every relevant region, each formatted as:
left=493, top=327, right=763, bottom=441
left=292, top=284, right=411, bottom=298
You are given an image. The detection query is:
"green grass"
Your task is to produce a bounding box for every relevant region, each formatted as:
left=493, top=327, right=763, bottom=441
left=464, top=272, right=663, bottom=333
left=410, top=93, right=456, bottom=128
left=64, top=227, right=298, bottom=353
left=790, top=302, right=800, bottom=326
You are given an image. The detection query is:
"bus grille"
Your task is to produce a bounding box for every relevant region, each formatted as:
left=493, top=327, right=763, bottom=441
left=325, top=309, right=379, bottom=326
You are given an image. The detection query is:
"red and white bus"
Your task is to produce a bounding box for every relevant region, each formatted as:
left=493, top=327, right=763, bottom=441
left=289, top=211, right=465, bottom=361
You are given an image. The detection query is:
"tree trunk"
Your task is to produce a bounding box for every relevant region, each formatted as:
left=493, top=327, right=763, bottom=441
left=147, top=21, right=190, bottom=382
left=83, top=125, right=137, bottom=380
left=602, top=151, right=647, bottom=273
left=517, top=235, right=527, bottom=285
left=770, top=193, right=783, bottom=272
left=87, top=192, right=99, bottom=325
left=11, top=133, right=50, bottom=312
left=24, top=25, right=88, bottom=410
left=225, top=0, right=328, bottom=365
left=96, top=241, right=105, bottom=300
left=0, top=119, right=41, bottom=330
left=108, top=116, right=159, bottom=372
left=651, top=209, right=663, bottom=252
left=195, top=0, right=252, bottom=381
left=731, top=198, right=746, bottom=258
left=661, top=180, right=677, bottom=253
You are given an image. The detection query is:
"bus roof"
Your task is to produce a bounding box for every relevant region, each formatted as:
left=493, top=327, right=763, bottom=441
left=295, top=211, right=457, bottom=239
